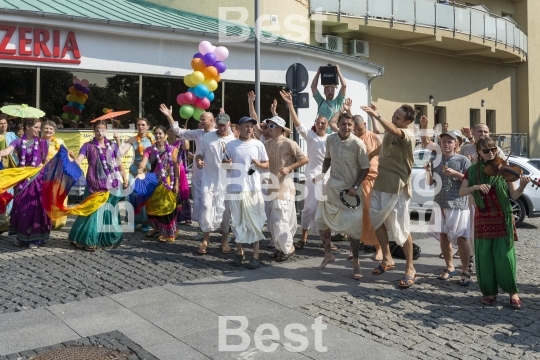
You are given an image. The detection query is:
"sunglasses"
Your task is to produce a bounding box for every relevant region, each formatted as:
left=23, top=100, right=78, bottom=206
left=481, top=148, right=498, bottom=154
left=268, top=124, right=277, bottom=129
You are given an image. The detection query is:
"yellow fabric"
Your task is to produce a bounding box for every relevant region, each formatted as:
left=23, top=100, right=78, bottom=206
left=47, top=138, right=68, bottom=228
left=48, top=190, right=109, bottom=220
left=146, top=184, right=176, bottom=216
left=0, top=166, right=42, bottom=193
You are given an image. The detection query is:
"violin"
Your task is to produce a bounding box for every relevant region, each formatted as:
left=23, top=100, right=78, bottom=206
left=484, top=155, right=540, bottom=189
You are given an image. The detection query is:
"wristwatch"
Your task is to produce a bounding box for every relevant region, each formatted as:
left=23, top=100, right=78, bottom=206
left=353, top=185, right=358, bottom=190
left=376, top=113, right=382, bottom=120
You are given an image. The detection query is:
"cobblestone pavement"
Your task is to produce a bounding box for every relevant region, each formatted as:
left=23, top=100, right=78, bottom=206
left=0, top=330, right=157, bottom=360
left=297, top=219, right=540, bottom=360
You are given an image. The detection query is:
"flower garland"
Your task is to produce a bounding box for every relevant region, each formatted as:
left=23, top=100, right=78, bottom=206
left=93, top=137, right=121, bottom=189
left=153, top=142, right=175, bottom=191
left=51, top=136, right=61, bottom=151
left=20, top=134, right=40, bottom=167
left=137, top=133, right=155, bottom=156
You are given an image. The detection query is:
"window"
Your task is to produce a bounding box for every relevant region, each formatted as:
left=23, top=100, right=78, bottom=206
left=413, top=149, right=433, bottom=168
left=414, top=105, right=427, bottom=125
left=470, top=109, right=480, bottom=127
left=486, top=110, right=496, bottom=132
left=434, top=106, right=446, bottom=127
left=0, top=67, right=37, bottom=108
left=509, top=161, right=530, bottom=175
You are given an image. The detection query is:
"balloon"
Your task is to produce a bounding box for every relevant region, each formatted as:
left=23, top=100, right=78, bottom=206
left=179, top=105, right=194, bottom=119
left=193, top=52, right=203, bottom=59
left=207, top=92, right=215, bottom=102
left=73, top=115, right=79, bottom=121
left=214, top=61, right=226, bottom=74
left=184, top=74, right=195, bottom=88
left=187, top=88, right=194, bottom=93
left=191, top=58, right=206, bottom=72
left=61, top=112, right=69, bottom=120
left=74, top=83, right=82, bottom=91
left=67, top=113, right=76, bottom=120
left=193, top=107, right=205, bottom=121
left=73, top=109, right=82, bottom=116
left=203, top=79, right=218, bottom=92
left=203, top=66, right=218, bottom=80
left=80, top=87, right=90, bottom=94
left=194, top=84, right=209, bottom=98
left=62, top=105, right=70, bottom=112
left=195, top=97, right=210, bottom=110
left=203, top=52, right=216, bottom=66
left=66, top=94, right=76, bottom=102
left=177, top=93, right=186, bottom=105
left=214, top=46, right=229, bottom=61
left=72, top=77, right=81, bottom=84
left=76, top=97, right=86, bottom=105
left=82, top=94, right=89, bottom=100
left=183, top=92, right=196, bottom=105
left=103, top=108, right=109, bottom=113
left=80, top=79, right=89, bottom=87
left=214, top=74, right=221, bottom=83
left=198, top=41, right=213, bottom=55
left=74, top=90, right=84, bottom=98
left=191, top=71, right=205, bottom=85
left=69, top=86, right=77, bottom=95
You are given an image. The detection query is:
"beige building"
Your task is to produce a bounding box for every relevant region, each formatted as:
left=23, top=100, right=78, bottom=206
left=150, top=0, right=537, bottom=157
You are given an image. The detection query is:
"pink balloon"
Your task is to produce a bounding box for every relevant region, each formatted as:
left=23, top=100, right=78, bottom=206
left=214, top=46, right=229, bottom=61
left=195, top=97, right=210, bottom=110
left=198, top=41, right=213, bottom=55
left=177, top=93, right=186, bottom=105
left=62, top=105, right=70, bottom=112
left=183, top=92, right=196, bottom=105
left=80, top=79, right=89, bottom=87
left=72, top=77, right=81, bottom=85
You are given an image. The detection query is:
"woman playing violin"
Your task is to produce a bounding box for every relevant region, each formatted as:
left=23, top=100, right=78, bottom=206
left=459, top=137, right=530, bottom=309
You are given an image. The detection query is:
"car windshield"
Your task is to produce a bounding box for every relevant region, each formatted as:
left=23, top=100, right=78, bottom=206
left=413, top=150, right=433, bottom=168
left=527, top=160, right=540, bottom=171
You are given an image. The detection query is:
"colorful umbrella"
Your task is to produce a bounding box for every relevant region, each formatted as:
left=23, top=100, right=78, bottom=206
left=0, top=104, right=45, bottom=118
left=90, top=110, right=131, bottom=123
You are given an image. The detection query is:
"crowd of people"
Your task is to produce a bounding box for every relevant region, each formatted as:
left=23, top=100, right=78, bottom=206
left=0, top=65, right=530, bottom=309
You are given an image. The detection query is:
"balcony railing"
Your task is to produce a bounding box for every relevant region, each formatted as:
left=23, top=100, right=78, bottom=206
left=310, top=0, right=528, bottom=57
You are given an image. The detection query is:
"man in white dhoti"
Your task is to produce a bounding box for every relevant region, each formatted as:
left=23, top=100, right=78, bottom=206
left=160, top=103, right=215, bottom=226
left=277, top=91, right=329, bottom=250
left=194, top=114, right=235, bottom=255
left=264, top=116, right=309, bottom=262
left=315, top=113, right=370, bottom=279
left=361, top=104, right=418, bottom=288
left=425, top=129, right=472, bottom=286
left=224, top=116, right=269, bottom=268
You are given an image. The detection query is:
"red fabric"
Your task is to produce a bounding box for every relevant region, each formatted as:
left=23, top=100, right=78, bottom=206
left=0, top=192, right=13, bottom=213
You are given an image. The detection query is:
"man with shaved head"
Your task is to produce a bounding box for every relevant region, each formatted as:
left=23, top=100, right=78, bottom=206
left=311, top=64, right=347, bottom=134
left=161, top=104, right=216, bottom=230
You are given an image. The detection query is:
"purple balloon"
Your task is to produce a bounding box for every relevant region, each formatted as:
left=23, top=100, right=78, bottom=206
left=203, top=52, right=216, bottom=66
left=81, top=87, right=90, bottom=94
left=214, top=61, right=226, bottom=74
left=193, top=52, right=203, bottom=59
left=74, top=83, right=83, bottom=91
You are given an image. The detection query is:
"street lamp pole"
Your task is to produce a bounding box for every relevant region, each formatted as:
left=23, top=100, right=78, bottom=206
left=255, top=0, right=261, bottom=117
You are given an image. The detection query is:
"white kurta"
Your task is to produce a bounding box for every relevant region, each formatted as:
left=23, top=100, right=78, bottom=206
left=196, top=131, right=235, bottom=232
left=296, top=124, right=327, bottom=232
left=172, top=126, right=212, bottom=223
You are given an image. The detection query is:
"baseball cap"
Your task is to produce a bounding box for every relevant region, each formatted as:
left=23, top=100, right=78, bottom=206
left=216, top=114, right=230, bottom=125
left=238, top=116, right=257, bottom=125
left=439, top=131, right=459, bottom=141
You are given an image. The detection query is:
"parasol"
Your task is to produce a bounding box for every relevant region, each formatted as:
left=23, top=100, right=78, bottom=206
left=90, top=110, right=131, bottom=123
left=0, top=104, right=45, bottom=118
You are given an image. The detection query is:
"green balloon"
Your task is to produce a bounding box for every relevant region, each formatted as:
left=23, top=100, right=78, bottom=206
left=179, top=105, right=194, bottom=119
left=193, top=107, right=205, bottom=121
left=61, top=112, right=69, bottom=120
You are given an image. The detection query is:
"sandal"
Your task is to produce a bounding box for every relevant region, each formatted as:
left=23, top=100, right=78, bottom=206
left=330, top=244, right=338, bottom=252
left=221, top=246, right=231, bottom=254
left=459, top=273, right=471, bottom=286
left=371, top=263, right=396, bottom=275
left=158, top=236, right=167, bottom=243
left=269, top=250, right=283, bottom=259
left=294, top=240, right=307, bottom=250
left=481, top=296, right=496, bottom=306
left=353, top=269, right=363, bottom=281
left=29, top=244, right=38, bottom=250
left=510, top=298, right=522, bottom=310
left=452, top=251, right=460, bottom=259
left=14, top=240, right=21, bottom=246
left=84, top=246, right=97, bottom=252
left=468, top=257, right=474, bottom=273
left=276, top=251, right=295, bottom=262
left=348, top=253, right=354, bottom=260
left=231, top=253, right=245, bottom=266
left=146, top=229, right=159, bottom=238
left=197, top=243, right=208, bottom=255
left=437, top=269, right=458, bottom=280
left=438, top=253, right=444, bottom=259
left=398, top=275, right=418, bottom=288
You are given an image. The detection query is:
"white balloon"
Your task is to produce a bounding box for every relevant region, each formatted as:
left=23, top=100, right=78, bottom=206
left=214, top=46, right=229, bottom=61
left=199, top=41, right=213, bottom=55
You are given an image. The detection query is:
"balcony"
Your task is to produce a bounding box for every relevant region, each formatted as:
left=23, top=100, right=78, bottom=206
left=310, top=0, right=527, bottom=62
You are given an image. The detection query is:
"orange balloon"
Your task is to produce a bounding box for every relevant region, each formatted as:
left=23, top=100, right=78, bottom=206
left=214, top=74, right=221, bottom=82
left=191, top=58, right=206, bottom=72
left=203, top=66, right=218, bottom=80
left=69, top=86, right=77, bottom=95
left=75, top=90, right=84, bottom=98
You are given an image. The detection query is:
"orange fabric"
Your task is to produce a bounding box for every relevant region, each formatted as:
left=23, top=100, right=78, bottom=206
left=361, top=178, right=379, bottom=246
left=359, top=130, right=379, bottom=181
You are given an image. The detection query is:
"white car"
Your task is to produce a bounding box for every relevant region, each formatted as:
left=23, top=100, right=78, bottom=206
left=410, top=150, right=540, bottom=226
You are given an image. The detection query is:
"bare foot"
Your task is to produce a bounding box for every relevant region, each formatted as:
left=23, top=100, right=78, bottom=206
left=318, top=254, right=335, bottom=269
left=373, top=248, right=383, bottom=261
left=353, top=265, right=363, bottom=280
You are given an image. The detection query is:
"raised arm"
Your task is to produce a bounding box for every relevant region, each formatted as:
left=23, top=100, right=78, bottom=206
left=248, top=91, right=263, bottom=139
left=361, top=105, right=404, bottom=139
left=366, top=104, right=380, bottom=134
left=336, top=65, right=347, bottom=96
left=328, top=109, right=340, bottom=133
left=310, top=67, right=321, bottom=95
left=160, top=103, right=185, bottom=138
left=419, top=115, right=433, bottom=148
left=280, top=90, right=300, bottom=128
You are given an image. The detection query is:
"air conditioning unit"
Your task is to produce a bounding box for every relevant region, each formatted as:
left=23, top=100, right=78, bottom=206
left=321, top=35, right=343, bottom=53
left=350, top=39, right=370, bottom=57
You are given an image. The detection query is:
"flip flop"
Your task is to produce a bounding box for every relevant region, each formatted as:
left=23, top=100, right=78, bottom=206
left=146, top=230, right=159, bottom=238
left=437, top=269, right=458, bottom=280
left=294, top=241, right=307, bottom=250
left=453, top=251, right=460, bottom=259
left=459, top=273, right=471, bottom=286
left=221, top=246, right=231, bottom=254
left=398, top=275, right=418, bottom=288
left=353, top=270, right=363, bottom=280
left=371, top=264, right=395, bottom=275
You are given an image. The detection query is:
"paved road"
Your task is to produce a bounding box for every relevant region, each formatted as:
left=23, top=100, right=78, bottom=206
left=0, top=217, right=539, bottom=359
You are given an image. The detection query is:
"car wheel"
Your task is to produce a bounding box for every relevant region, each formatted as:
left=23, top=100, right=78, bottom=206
left=509, top=198, right=526, bottom=227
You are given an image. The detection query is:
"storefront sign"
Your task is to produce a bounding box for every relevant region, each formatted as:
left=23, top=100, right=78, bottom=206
left=0, top=26, right=81, bottom=64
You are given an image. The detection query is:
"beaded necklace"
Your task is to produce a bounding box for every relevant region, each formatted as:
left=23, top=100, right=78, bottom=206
left=20, top=134, right=40, bottom=167
left=92, top=137, right=121, bottom=189
left=153, top=141, right=175, bottom=191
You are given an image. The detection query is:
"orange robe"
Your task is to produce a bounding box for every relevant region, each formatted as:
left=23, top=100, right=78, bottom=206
left=359, top=131, right=380, bottom=246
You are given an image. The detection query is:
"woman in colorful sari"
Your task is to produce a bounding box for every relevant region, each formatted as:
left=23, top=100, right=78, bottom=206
left=459, top=137, right=530, bottom=309
left=138, top=126, right=179, bottom=243
left=0, top=115, right=19, bottom=233
left=69, top=121, right=129, bottom=251
left=0, top=118, right=49, bottom=249
left=41, top=120, right=68, bottom=229
left=167, top=127, right=191, bottom=226
left=115, top=118, right=154, bottom=235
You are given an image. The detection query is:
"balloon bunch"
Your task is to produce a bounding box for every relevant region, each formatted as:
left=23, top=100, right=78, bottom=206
left=62, top=77, right=90, bottom=122
left=177, top=41, right=229, bottom=120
